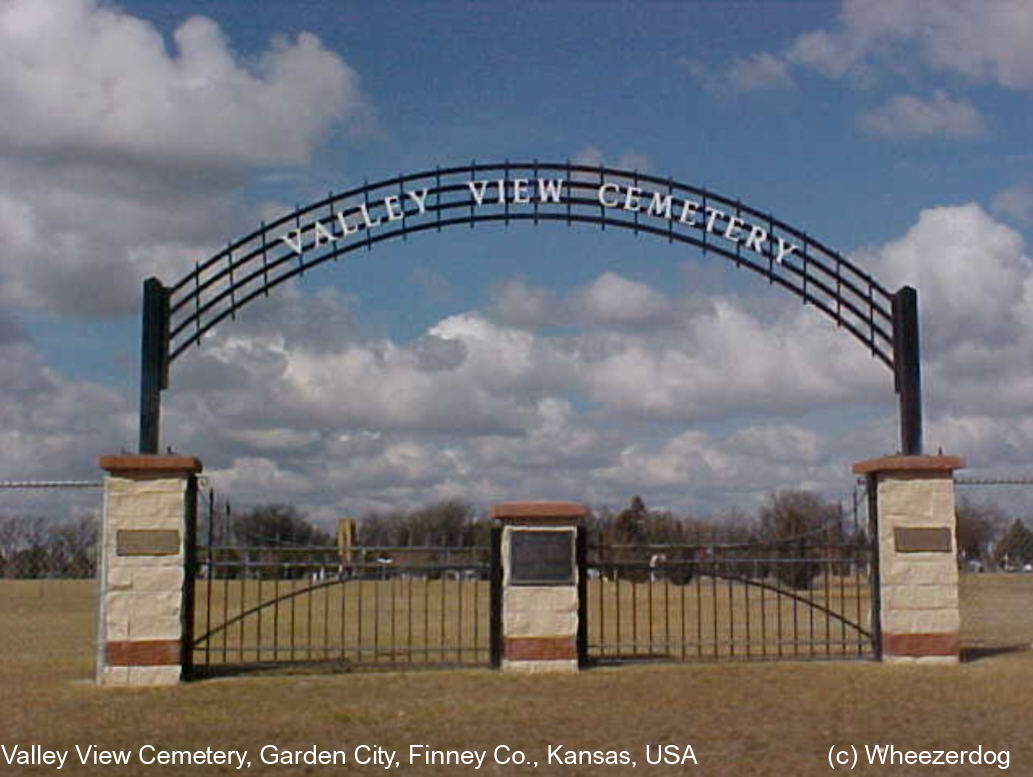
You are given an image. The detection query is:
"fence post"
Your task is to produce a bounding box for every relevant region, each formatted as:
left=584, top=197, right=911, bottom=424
left=853, top=454, right=964, bottom=663
left=489, top=501, right=585, bottom=672
left=576, top=525, right=588, bottom=667
left=489, top=526, right=503, bottom=668
left=96, top=454, right=202, bottom=685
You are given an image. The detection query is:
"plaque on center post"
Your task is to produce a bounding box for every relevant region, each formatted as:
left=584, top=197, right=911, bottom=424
left=509, top=529, right=575, bottom=585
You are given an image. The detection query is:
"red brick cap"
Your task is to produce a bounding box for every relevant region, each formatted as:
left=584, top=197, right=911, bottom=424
left=490, top=501, right=587, bottom=521
left=853, top=454, right=964, bottom=476
left=99, top=454, right=203, bottom=475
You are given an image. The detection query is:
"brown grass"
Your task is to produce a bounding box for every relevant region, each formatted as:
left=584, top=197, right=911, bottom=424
left=1, top=574, right=1030, bottom=776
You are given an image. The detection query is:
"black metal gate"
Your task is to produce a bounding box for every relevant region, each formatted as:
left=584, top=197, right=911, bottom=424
left=583, top=533, right=875, bottom=663
left=187, top=541, right=497, bottom=677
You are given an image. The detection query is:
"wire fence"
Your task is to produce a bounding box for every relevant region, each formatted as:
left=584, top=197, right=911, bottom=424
left=0, top=481, right=101, bottom=579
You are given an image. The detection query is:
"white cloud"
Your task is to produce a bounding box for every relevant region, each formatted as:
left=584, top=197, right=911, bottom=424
left=859, top=92, right=986, bottom=139
left=491, top=272, right=673, bottom=330
left=0, top=0, right=369, bottom=168
left=9, top=194, right=1033, bottom=518
left=787, top=0, right=1033, bottom=90
left=0, top=332, right=132, bottom=490
left=575, top=272, right=672, bottom=327
left=579, top=296, right=885, bottom=421
left=863, top=203, right=1029, bottom=352
left=682, top=52, right=794, bottom=94
left=0, top=0, right=370, bottom=317
left=991, top=185, right=1033, bottom=227
left=489, top=279, right=559, bottom=329
left=571, top=146, right=653, bottom=173
left=593, top=424, right=832, bottom=498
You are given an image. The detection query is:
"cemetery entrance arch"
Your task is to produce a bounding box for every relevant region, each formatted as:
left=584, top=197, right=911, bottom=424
left=124, top=161, right=930, bottom=676
left=138, top=160, right=923, bottom=459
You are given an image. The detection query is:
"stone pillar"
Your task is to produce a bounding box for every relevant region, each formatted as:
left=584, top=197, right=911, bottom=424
left=853, top=455, right=964, bottom=664
left=96, top=454, right=202, bottom=686
left=490, top=501, right=585, bottom=673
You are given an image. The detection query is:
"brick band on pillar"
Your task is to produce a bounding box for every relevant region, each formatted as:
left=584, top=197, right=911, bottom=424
left=854, top=454, right=964, bottom=664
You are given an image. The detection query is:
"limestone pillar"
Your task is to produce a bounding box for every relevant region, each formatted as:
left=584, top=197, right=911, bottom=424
left=96, top=454, right=202, bottom=686
left=853, top=455, right=964, bottom=664
left=490, top=501, right=585, bottom=673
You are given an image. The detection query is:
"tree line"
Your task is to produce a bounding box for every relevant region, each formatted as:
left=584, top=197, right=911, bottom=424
left=2, top=489, right=1030, bottom=579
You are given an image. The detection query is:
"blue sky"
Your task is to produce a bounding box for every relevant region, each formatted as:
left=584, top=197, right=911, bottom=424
left=2, top=0, right=1032, bottom=523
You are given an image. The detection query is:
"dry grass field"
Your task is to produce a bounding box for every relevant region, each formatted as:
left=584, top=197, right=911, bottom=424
left=1, top=575, right=1031, bottom=776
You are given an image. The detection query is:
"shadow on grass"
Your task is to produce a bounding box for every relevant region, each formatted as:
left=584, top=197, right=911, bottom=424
left=960, top=643, right=1031, bottom=662
left=186, top=659, right=492, bottom=681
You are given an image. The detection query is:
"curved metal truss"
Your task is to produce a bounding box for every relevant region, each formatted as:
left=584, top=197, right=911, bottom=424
left=138, top=161, right=922, bottom=455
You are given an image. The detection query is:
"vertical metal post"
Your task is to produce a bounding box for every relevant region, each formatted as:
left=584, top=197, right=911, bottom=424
left=576, top=524, right=588, bottom=667
left=139, top=277, right=170, bottom=453
left=489, top=525, right=502, bottom=668
left=181, top=475, right=198, bottom=679
left=866, top=474, right=882, bottom=660
left=892, top=286, right=923, bottom=455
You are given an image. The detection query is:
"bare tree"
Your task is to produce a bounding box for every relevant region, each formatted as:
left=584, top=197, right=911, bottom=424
left=757, top=490, right=838, bottom=589
left=955, top=497, right=1007, bottom=565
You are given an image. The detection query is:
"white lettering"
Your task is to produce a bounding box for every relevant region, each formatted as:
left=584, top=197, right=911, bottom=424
left=743, top=224, right=767, bottom=253
left=623, top=186, right=642, bottom=212
left=280, top=228, right=303, bottom=256
left=512, top=178, right=530, bottom=204
left=774, top=236, right=798, bottom=264
left=538, top=178, right=564, bottom=203
left=357, top=202, right=381, bottom=229
left=466, top=180, right=489, bottom=206
left=598, top=182, right=621, bottom=208
left=646, top=192, right=673, bottom=219
left=723, top=215, right=744, bottom=242
left=336, top=211, right=357, bottom=237
left=383, top=195, right=404, bottom=222
left=406, top=188, right=429, bottom=214
left=678, top=199, right=699, bottom=225
left=496, top=178, right=506, bottom=204
left=704, top=207, right=723, bottom=233
left=313, top=220, right=335, bottom=247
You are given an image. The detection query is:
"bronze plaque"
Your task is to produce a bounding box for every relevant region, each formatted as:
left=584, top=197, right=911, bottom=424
left=510, top=530, right=574, bottom=585
left=116, top=529, right=180, bottom=556
left=894, top=527, right=953, bottom=553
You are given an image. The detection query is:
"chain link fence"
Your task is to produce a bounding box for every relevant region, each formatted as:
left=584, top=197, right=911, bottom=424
left=0, top=481, right=101, bottom=579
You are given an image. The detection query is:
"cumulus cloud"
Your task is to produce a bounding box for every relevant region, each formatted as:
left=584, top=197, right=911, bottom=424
left=859, top=92, right=986, bottom=139
left=0, top=0, right=369, bottom=168
left=0, top=0, right=371, bottom=316
left=863, top=203, right=1029, bottom=352
left=992, top=185, right=1033, bottom=227
left=681, top=52, right=794, bottom=94
left=571, top=146, right=653, bottom=173
left=164, top=201, right=1033, bottom=511
left=575, top=272, right=673, bottom=327
left=0, top=335, right=132, bottom=493
left=786, top=0, right=1033, bottom=90
left=592, top=424, right=840, bottom=507
left=9, top=189, right=1033, bottom=518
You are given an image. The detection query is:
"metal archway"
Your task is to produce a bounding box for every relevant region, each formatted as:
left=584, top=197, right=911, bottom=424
left=138, top=161, right=922, bottom=455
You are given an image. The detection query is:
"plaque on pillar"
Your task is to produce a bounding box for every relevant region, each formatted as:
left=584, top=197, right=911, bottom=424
left=509, top=529, right=575, bottom=585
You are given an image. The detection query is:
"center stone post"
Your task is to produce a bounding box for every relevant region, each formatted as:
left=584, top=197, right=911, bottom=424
left=489, top=501, right=586, bottom=673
